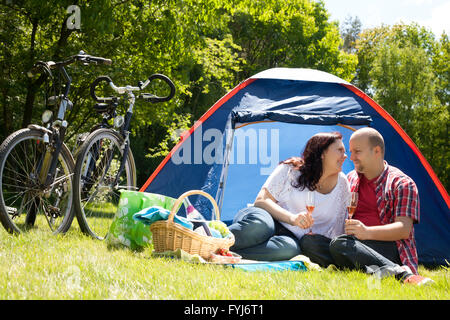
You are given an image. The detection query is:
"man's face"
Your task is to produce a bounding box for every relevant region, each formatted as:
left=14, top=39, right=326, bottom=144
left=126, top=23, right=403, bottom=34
left=349, top=135, right=376, bottom=174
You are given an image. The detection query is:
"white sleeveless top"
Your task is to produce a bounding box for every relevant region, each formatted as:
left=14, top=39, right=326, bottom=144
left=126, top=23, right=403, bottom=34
left=262, top=163, right=350, bottom=240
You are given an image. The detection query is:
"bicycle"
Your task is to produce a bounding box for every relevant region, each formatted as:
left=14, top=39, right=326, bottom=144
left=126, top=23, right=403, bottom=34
left=0, top=51, right=111, bottom=234
left=73, top=73, right=175, bottom=239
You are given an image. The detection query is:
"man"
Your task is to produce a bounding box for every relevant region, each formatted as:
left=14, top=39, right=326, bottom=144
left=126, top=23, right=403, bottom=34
left=299, top=127, right=433, bottom=285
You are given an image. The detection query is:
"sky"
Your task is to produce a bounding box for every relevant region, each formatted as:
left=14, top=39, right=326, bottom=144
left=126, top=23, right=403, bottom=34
left=322, top=0, right=450, bottom=37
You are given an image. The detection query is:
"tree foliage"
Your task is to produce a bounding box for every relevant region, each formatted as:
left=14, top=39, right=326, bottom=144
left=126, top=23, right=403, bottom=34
left=1, top=0, right=357, bottom=185
left=1, top=1, right=447, bottom=192
left=353, top=23, right=449, bottom=191
left=340, top=15, right=362, bottom=54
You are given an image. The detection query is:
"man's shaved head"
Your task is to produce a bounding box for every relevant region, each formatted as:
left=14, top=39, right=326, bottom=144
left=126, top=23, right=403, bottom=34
left=350, top=127, right=385, bottom=157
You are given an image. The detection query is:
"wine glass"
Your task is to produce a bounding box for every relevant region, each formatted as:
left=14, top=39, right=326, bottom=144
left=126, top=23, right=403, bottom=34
left=306, top=190, right=315, bottom=234
left=347, top=192, right=358, bottom=219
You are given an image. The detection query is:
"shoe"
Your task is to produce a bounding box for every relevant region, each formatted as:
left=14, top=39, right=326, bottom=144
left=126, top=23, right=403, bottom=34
left=403, top=274, right=435, bottom=286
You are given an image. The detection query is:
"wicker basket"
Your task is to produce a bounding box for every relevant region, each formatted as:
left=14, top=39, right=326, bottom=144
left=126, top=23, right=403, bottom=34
left=150, top=190, right=235, bottom=260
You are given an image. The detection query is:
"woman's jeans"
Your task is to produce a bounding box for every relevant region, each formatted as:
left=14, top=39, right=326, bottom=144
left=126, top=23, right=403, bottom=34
left=299, top=233, right=412, bottom=279
left=228, top=206, right=301, bottom=261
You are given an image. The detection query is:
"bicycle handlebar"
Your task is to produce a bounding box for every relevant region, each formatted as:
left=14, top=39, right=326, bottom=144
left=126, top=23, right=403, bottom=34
left=89, top=76, right=116, bottom=103
left=90, top=73, right=175, bottom=104
left=27, top=50, right=111, bottom=78
left=73, top=52, right=112, bottom=66
left=138, top=74, right=176, bottom=102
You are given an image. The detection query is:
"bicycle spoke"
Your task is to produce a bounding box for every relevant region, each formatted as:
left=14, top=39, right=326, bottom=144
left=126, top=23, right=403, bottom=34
left=8, top=144, right=30, bottom=177
left=0, top=130, right=74, bottom=234
left=74, top=130, right=135, bottom=239
left=20, top=139, right=34, bottom=174
left=47, top=172, right=73, bottom=189
left=41, top=200, right=55, bottom=232
left=96, top=147, right=115, bottom=185
left=23, top=195, right=38, bottom=222
left=1, top=182, right=30, bottom=190
left=82, top=187, right=101, bottom=209
left=14, top=194, right=34, bottom=219
left=3, top=164, right=30, bottom=181
left=4, top=189, right=28, bottom=207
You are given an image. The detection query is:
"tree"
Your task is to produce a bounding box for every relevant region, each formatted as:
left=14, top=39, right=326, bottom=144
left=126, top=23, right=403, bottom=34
left=370, top=39, right=435, bottom=133
left=0, top=0, right=358, bottom=186
left=226, top=0, right=357, bottom=81
left=340, top=15, right=362, bottom=53
left=354, top=23, right=449, bottom=191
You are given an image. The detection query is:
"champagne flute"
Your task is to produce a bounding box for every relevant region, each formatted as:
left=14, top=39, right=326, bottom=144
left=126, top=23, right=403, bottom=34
left=347, top=192, right=358, bottom=219
left=306, top=190, right=315, bottom=234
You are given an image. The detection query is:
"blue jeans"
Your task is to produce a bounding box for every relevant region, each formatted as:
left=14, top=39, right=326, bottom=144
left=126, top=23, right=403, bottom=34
left=299, top=234, right=411, bottom=279
left=228, top=206, right=301, bottom=261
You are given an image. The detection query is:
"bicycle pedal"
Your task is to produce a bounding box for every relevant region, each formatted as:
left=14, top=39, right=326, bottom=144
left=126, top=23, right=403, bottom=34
left=47, top=204, right=61, bottom=218
left=6, top=206, right=18, bottom=215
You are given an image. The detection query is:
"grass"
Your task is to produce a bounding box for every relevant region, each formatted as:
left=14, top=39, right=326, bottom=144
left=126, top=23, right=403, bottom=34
left=0, top=223, right=448, bottom=300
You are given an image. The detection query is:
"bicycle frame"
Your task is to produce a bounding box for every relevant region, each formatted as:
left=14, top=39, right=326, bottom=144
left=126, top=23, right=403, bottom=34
left=91, top=90, right=135, bottom=190
left=38, top=65, right=72, bottom=188
left=29, top=51, right=111, bottom=190
left=29, top=65, right=72, bottom=190
left=87, top=73, right=175, bottom=190
left=112, top=89, right=135, bottom=187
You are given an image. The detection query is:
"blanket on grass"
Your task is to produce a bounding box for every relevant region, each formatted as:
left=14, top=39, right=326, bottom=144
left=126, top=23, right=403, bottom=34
left=152, top=248, right=324, bottom=272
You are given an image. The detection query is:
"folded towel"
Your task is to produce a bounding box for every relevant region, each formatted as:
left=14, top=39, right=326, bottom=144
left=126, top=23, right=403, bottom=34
left=226, top=261, right=307, bottom=272
left=133, top=206, right=194, bottom=230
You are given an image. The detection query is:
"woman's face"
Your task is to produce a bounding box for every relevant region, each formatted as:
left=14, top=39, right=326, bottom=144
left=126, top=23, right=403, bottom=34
left=322, top=139, right=347, bottom=174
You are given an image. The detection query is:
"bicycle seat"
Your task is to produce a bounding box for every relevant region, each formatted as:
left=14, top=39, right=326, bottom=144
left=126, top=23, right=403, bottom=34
left=94, top=103, right=111, bottom=113
left=47, top=95, right=73, bottom=111
left=47, top=95, right=63, bottom=106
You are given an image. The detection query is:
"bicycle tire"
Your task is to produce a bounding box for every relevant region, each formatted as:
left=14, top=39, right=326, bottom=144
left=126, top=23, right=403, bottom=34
left=0, top=128, right=75, bottom=234
left=73, top=128, right=136, bottom=240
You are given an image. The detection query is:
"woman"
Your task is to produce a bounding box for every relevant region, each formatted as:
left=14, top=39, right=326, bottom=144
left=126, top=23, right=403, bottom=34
left=228, top=132, right=350, bottom=261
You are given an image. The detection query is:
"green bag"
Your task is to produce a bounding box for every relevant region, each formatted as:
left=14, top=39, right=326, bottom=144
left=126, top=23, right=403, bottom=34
left=106, top=190, right=187, bottom=250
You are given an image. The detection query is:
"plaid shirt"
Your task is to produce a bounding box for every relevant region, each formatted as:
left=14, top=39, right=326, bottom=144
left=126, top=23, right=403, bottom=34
left=347, top=162, right=420, bottom=274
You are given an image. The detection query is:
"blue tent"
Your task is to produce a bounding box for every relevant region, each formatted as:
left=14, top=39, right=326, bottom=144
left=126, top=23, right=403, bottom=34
left=141, top=68, right=450, bottom=267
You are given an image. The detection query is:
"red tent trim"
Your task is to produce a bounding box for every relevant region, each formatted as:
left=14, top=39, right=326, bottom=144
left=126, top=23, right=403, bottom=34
left=342, top=84, right=450, bottom=208
left=140, top=78, right=257, bottom=192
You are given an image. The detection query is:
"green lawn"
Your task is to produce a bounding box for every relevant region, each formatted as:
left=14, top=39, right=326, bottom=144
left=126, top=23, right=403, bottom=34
left=0, top=225, right=448, bottom=300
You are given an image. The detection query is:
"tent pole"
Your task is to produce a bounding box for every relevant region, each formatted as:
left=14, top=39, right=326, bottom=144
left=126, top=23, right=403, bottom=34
left=215, top=122, right=236, bottom=217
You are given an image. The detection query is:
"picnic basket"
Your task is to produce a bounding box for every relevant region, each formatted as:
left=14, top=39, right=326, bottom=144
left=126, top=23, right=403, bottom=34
left=150, top=190, right=235, bottom=259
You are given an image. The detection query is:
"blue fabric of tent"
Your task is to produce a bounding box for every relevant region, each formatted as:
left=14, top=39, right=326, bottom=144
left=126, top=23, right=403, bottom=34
left=141, top=68, right=450, bottom=268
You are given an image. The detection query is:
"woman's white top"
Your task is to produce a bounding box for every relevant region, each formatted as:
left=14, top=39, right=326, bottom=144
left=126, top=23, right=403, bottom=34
left=262, top=163, right=350, bottom=240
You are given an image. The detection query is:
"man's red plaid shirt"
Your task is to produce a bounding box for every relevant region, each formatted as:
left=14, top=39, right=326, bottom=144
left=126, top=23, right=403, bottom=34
left=347, top=162, right=420, bottom=274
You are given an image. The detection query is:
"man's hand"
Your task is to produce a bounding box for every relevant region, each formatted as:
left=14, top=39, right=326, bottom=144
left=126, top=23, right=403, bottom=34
left=345, top=216, right=413, bottom=241
left=345, top=219, right=371, bottom=240
left=292, top=211, right=314, bottom=229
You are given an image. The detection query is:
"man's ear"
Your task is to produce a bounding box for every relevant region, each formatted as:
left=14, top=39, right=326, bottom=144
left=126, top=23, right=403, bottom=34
left=373, top=145, right=382, bottom=157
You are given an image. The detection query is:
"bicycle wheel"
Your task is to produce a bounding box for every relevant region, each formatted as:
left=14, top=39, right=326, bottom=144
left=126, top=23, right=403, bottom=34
left=73, top=128, right=136, bottom=239
left=0, top=128, right=75, bottom=234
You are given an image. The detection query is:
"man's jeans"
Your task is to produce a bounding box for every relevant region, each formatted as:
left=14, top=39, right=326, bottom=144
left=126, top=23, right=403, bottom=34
left=228, top=206, right=301, bottom=261
left=300, top=234, right=412, bottom=280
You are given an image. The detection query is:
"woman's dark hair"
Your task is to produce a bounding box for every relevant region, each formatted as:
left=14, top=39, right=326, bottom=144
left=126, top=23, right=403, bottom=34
left=281, top=132, right=343, bottom=191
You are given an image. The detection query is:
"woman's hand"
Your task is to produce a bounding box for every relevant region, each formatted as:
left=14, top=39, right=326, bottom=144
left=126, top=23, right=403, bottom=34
left=255, top=188, right=314, bottom=229
left=291, top=211, right=314, bottom=229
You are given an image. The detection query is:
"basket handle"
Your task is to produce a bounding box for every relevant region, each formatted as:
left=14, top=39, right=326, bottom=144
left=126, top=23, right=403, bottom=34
left=168, top=190, right=220, bottom=223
